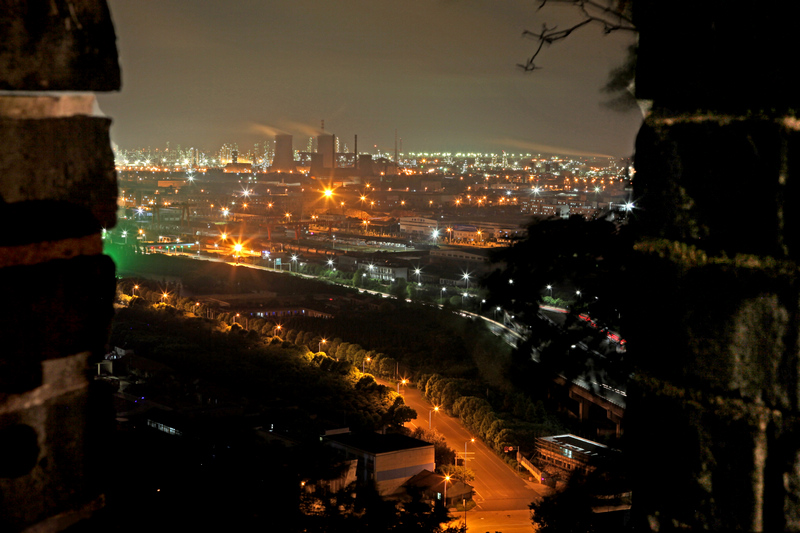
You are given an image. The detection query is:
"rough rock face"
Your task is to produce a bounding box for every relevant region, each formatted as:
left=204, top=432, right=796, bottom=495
left=0, top=0, right=120, bottom=91
left=629, top=1, right=800, bottom=530
left=0, top=1, right=119, bottom=531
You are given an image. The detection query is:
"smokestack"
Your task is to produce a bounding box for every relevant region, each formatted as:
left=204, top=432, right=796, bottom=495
left=332, top=134, right=336, bottom=169
left=355, top=134, right=358, bottom=168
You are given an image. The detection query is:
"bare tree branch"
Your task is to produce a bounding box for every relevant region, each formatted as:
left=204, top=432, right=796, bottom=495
left=519, top=0, right=636, bottom=72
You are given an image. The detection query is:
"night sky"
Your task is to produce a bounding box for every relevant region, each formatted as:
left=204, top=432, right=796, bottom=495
left=97, top=0, right=642, bottom=157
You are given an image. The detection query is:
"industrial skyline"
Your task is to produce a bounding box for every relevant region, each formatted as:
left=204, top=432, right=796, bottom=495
left=98, top=0, right=643, bottom=158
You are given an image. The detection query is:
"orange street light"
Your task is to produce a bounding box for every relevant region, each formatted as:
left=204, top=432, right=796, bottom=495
left=429, top=405, right=440, bottom=428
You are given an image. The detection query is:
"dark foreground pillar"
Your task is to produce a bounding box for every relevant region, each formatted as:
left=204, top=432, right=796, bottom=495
left=0, top=2, right=120, bottom=531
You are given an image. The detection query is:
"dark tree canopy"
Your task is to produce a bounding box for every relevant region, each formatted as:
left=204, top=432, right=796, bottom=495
left=483, top=215, right=633, bottom=327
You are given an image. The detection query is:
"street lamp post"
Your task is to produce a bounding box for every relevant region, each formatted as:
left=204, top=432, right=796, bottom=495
left=547, top=284, right=553, bottom=298
left=132, top=285, right=138, bottom=297
left=318, top=338, right=327, bottom=353
left=362, top=356, right=371, bottom=373
left=429, top=406, right=439, bottom=428
left=443, top=475, right=450, bottom=508
left=440, top=287, right=446, bottom=303
left=397, top=378, right=407, bottom=394
left=464, top=438, right=475, bottom=466
left=273, top=324, right=282, bottom=336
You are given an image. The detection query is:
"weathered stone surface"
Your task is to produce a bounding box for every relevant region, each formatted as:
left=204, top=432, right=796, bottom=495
left=0, top=254, right=115, bottom=394
left=0, top=116, right=117, bottom=229
left=631, top=3, right=800, bottom=531
left=0, top=95, right=96, bottom=119
left=0, top=387, right=102, bottom=533
left=763, top=414, right=800, bottom=532
left=634, top=114, right=800, bottom=260
left=627, top=376, right=776, bottom=531
left=628, top=247, right=800, bottom=410
left=0, top=0, right=120, bottom=91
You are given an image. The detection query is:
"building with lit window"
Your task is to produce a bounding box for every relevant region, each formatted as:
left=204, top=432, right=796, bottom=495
left=534, top=434, right=619, bottom=476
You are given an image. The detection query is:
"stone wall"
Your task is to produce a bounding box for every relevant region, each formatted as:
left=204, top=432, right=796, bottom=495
left=628, top=1, right=800, bottom=530
left=0, top=2, right=120, bottom=532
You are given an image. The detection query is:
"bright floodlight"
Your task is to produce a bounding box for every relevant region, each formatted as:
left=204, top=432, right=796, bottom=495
left=323, top=189, right=333, bottom=198
left=234, top=243, right=243, bottom=252
left=624, top=202, right=634, bottom=211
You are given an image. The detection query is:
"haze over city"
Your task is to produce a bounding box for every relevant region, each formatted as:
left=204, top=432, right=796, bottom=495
left=98, top=0, right=642, bottom=157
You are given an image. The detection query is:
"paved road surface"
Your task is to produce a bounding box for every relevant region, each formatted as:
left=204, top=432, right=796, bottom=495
left=387, top=381, right=554, bottom=532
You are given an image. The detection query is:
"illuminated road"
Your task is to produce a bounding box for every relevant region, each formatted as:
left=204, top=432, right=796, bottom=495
left=382, top=380, right=553, bottom=532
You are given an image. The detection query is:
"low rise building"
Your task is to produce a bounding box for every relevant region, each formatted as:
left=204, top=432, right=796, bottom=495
left=398, top=216, right=438, bottom=237
left=534, top=434, right=618, bottom=477
left=325, top=432, right=435, bottom=496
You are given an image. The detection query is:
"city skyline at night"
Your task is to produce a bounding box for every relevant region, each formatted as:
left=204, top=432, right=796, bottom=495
left=98, top=0, right=642, bottom=158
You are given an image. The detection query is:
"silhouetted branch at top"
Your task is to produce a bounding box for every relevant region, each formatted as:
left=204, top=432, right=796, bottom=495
left=518, top=0, right=636, bottom=72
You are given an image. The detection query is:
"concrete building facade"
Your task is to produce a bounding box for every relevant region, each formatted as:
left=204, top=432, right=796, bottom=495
left=325, top=432, right=435, bottom=496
